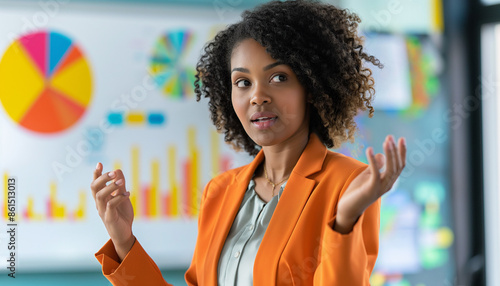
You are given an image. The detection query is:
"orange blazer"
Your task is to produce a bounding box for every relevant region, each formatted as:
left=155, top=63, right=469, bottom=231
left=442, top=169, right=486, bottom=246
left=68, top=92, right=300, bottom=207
left=95, top=132, right=381, bottom=285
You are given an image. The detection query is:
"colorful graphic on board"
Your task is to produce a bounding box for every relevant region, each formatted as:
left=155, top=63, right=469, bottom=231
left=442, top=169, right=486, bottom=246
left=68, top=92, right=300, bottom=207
left=107, top=111, right=166, bottom=126
left=114, top=128, right=232, bottom=220
left=0, top=31, right=92, bottom=133
left=1, top=128, right=232, bottom=222
left=149, top=30, right=196, bottom=98
left=403, top=36, right=440, bottom=117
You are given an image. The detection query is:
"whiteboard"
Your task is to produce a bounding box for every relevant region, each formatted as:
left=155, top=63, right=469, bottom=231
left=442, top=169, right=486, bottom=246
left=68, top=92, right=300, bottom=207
left=0, top=0, right=252, bottom=272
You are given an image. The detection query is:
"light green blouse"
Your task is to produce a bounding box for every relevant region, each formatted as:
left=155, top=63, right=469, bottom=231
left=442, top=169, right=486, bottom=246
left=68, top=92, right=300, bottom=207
left=217, top=176, right=287, bottom=286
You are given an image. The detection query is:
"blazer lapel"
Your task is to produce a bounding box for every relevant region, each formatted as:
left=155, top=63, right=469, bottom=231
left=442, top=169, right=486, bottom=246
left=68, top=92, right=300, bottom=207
left=205, top=149, right=265, bottom=285
left=253, top=133, right=327, bottom=285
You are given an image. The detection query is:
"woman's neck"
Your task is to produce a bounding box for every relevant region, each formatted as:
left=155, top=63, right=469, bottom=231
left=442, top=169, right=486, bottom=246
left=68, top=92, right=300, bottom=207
left=259, top=130, right=310, bottom=182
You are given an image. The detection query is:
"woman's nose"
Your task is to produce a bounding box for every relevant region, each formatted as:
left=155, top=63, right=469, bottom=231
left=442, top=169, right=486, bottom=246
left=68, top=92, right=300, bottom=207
left=250, top=85, right=271, bottom=105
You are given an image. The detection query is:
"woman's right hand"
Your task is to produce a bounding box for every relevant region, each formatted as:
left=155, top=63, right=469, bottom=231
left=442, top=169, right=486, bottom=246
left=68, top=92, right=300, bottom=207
left=91, top=162, right=135, bottom=262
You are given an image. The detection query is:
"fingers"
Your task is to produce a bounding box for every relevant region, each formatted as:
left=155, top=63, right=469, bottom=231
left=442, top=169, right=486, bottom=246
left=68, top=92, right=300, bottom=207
left=392, top=137, right=404, bottom=174
left=381, top=135, right=406, bottom=191
left=374, top=153, right=385, bottom=170
left=398, top=137, right=407, bottom=169
left=91, top=168, right=121, bottom=199
left=361, top=135, right=407, bottom=199
left=91, top=163, right=103, bottom=200
left=108, top=169, right=127, bottom=196
left=365, top=147, right=381, bottom=181
left=93, top=162, right=102, bottom=181
left=91, top=166, right=128, bottom=216
left=96, top=177, right=126, bottom=217
left=383, top=135, right=396, bottom=178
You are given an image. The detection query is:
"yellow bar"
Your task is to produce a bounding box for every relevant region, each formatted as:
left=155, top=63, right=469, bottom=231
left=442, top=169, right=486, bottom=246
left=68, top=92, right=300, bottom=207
left=75, top=191, right=86, bottom=220
left=150, top=160, right=159, bottom=218
left=169, top=146, right=179, bottom=217
left=50, top=181, right=56, bottom=218
left=431, top=0, right=444, bottom=33
left=3, top=173, right=7, bottom=220
left=55, top=205, right=66, bottom=219
left=113, top=160, right=123, bottom=198
left=131, top=146, right=140, bottom=217
left=27, top=196, right=34, bottom=220
left=127, top=112, right=145, bottom=124
left=114, top=160, right=122, bottom=171
left=188, top=127, right=199, bottom=216
left=172, top=183, right=180, bottom=217
left=211, top=130, right=219, bottom=177
left=51, top=182, right=66, bottom=219
left=27, top=196, right=44, bottom=221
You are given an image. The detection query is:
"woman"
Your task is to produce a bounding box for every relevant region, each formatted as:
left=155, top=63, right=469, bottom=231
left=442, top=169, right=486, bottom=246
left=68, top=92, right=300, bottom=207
left=91, top=1, right=406, bottom=285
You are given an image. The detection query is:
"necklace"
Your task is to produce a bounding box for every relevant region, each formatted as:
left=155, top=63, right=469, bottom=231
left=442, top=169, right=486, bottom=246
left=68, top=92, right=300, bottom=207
left=264, top=165, right=289, bottom=195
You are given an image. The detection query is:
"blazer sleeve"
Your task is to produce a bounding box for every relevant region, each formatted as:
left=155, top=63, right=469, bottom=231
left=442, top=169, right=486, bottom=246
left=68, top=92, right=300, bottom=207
left=313, top=167, right=381, bottom=286
left=95, top=238, right=172, bottom=286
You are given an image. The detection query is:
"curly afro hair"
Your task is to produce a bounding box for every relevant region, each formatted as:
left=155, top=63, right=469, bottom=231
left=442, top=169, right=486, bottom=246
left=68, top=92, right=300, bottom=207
left=195, top=0, right=382, bottom=156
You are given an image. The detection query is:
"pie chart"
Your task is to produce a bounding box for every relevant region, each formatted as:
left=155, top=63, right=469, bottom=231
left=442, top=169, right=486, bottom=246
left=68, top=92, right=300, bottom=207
left=0, top=31, right=92, bottom=133
left=150, top=30, right=196, bottom=99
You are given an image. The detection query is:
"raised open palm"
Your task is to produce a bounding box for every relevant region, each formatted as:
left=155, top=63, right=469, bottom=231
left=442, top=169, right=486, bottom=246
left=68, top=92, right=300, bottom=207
left=335, top=135, right=406, bottom=233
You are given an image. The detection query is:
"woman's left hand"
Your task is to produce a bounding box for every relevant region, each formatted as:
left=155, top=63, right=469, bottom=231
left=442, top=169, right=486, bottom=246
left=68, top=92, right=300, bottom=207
left=334, top=135, right=406, bottom=234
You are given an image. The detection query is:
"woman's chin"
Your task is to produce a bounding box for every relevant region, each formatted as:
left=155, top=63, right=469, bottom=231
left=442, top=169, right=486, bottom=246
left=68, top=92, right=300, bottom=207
left=249, top=132, right=289, bottom=148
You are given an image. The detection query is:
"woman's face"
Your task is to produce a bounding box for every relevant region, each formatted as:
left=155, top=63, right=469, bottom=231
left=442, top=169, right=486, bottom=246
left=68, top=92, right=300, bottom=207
left=230, top=38, right=309, bottom=148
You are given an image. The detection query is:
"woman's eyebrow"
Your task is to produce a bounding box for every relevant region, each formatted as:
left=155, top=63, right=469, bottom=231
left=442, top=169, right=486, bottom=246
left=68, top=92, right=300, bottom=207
left=263, top=61, right=284, bottom=71
left=231, top=67, right=250, bottom=74
left=231, top=61, right=285, bottom=74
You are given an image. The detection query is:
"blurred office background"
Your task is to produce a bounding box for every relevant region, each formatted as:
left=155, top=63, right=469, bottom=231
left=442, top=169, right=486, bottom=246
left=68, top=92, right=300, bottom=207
left=0, top=0, right=498, bottom=285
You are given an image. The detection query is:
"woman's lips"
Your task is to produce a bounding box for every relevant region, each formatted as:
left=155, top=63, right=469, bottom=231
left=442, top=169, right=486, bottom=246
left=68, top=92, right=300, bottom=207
left=251, top=117, right=277, bottom=129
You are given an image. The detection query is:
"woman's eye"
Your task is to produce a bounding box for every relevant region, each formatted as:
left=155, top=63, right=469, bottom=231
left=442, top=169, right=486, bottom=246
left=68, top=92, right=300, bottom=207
left=271, top=74, right=287, bottom=82
left=235, top=79, right=250, bottom=88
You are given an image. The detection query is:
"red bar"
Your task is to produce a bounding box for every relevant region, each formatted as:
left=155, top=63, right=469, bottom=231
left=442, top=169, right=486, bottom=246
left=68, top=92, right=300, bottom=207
left=164, top=192, right=170, bottom=217
left=47, top=198, right=53, bottom=219
left=221, top=156, right=232, bottom=173
left=142, top=185, right=150, bottom=218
